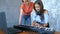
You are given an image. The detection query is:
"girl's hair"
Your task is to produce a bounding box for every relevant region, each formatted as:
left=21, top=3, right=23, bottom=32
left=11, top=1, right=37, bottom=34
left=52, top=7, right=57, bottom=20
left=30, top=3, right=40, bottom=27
left=34, top=0, right=44, bottom=15
left=34, top=0, right=44, bottom=20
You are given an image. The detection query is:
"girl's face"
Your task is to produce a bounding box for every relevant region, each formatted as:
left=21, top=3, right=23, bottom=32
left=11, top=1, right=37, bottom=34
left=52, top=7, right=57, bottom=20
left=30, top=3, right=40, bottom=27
left=35, top=3, right=41, bottom=12
left=23, top=0, right=28, bottom=3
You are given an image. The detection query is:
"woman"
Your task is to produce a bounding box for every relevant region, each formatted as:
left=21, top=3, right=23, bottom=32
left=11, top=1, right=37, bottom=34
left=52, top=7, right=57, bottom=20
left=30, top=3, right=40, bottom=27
left=31, top=0, right=53, bottom=34
left=19, top=0, right=34, bottom=26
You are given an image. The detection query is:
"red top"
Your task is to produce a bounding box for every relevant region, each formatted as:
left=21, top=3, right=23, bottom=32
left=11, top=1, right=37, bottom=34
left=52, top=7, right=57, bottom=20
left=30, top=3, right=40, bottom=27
left=21, top=2, right=34, bottom=15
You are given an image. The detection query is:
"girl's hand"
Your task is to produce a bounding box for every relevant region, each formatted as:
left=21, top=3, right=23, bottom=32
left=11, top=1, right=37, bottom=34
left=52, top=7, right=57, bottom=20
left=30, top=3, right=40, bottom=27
left=33, top=21, right=39, bottom=27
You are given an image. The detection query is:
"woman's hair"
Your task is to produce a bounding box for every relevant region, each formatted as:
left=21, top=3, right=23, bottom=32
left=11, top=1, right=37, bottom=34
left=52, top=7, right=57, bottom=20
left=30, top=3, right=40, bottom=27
left=22, top=0, right=24, bottom=2
left=22, top=0, right=30, bottom=3
left=34, top=0, right=44, bottom=15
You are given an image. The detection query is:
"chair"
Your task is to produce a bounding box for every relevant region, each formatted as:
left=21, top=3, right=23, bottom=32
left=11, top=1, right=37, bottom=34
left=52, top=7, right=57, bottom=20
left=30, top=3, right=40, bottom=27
left=0, top=12, right=8, bottom=34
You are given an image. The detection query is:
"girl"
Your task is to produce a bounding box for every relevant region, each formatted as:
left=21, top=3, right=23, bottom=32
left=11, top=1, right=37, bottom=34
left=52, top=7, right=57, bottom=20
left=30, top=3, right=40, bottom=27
left=19, top=0, right=34, bottom=26
left=31, top=0, right=53, bottom=34
left=32, top=1, right=49, bottom=28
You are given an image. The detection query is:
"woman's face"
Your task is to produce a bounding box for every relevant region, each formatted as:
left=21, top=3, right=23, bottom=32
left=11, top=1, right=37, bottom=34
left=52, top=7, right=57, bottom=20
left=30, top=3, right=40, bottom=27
left=23, top=0, right=28, bottom=3
left=35, top=3, right=41, bottom=12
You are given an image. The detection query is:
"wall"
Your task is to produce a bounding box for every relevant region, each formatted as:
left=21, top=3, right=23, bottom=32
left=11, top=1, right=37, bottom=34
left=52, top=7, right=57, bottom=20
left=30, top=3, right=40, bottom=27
left=6, top=0, right=22, bottom=27
left=0, top=0, right=7, bottom=34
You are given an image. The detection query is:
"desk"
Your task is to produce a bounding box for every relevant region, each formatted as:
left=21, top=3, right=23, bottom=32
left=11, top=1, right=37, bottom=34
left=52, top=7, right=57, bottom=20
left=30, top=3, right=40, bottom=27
left=17, top=31, right=38, bottom=34
left=54, top=32, right=60, bottom=34
left=0, top=29, right=5, bottom=34
left=17, top=31, right=60, bottom=34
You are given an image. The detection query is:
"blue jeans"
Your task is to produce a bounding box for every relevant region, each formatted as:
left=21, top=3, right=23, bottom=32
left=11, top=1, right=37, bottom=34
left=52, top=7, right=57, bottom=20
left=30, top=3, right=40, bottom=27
left=21, top=14, right=31, bottom=26
left=32, top=27, right=53, bottom=34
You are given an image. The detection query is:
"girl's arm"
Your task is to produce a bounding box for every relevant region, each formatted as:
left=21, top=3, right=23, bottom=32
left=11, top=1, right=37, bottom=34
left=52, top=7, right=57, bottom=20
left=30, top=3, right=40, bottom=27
left=43, top=10, right=49, bottom=27
left=31, top=9, right=41, bottom=26
left=31, top=9, right=36, bottom=26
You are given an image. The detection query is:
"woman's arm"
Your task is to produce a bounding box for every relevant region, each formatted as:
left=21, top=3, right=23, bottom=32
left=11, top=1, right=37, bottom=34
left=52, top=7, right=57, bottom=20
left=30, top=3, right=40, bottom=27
left=19, top=7, right=23, bottom=25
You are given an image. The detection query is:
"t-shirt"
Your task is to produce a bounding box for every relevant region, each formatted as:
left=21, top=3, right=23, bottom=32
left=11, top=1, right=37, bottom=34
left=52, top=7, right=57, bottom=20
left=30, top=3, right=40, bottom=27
left=21, top=2, right=34, bottom=15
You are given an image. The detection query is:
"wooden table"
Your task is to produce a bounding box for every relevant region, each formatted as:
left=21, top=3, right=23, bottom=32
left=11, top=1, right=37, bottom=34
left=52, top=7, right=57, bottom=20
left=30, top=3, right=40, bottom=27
left=17, top=31, right=60, bottom=34
left=54, top=32, right=60, bottom=34
left=0, top=29, right=5, bottom=34
left=17, top=31, right=38, bottom=34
